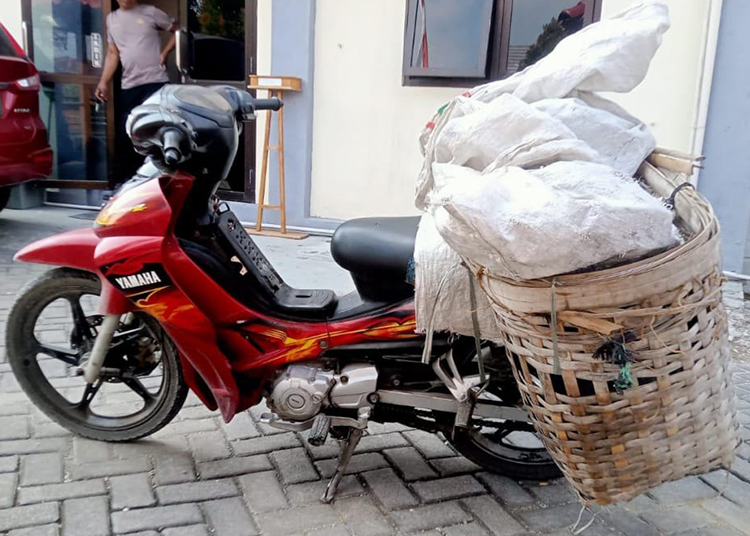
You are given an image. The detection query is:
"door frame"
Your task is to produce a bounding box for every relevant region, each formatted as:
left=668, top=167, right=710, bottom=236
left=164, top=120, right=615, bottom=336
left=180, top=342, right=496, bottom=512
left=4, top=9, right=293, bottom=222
left=21, top=0, right=257, bottom=199
left=21, top=0, right=116, bottom=190
left=178, top=0, right=257, bottom=203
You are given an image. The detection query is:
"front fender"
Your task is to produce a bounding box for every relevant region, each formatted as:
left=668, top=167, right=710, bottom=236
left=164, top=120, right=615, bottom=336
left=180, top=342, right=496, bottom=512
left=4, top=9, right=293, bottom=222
left=14, top=228, right=133, bottom=315
left=14, top=228, right=100, bottom=271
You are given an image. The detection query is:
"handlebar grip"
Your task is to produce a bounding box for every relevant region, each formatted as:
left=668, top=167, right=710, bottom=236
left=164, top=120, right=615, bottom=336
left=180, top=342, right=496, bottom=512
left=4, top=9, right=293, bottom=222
left=164, top=148, right=181, bottom=166
left=162, top=128, right=184, bottom=165
left=253, top=98, right=283, bottom=111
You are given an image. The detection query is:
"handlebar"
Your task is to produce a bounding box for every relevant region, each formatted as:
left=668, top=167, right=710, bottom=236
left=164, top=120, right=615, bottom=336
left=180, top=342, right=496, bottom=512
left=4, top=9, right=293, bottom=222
left=162, top=128, right=185, bottom=166
left=253, top=98, right=283, bottom=112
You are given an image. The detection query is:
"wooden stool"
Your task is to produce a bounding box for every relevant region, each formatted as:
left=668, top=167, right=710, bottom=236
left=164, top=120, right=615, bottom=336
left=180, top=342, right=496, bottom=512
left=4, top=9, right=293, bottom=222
left=247, top=75, right=307, bottom=239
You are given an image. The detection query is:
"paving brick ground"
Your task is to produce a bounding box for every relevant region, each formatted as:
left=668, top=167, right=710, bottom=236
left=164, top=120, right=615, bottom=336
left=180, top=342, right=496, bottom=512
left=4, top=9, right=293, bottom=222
left=1, top=207, right=750, bottom=535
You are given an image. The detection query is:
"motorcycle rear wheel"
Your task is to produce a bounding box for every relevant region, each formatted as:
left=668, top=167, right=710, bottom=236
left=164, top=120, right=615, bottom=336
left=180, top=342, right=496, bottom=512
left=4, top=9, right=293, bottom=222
left=447, top=423, right=561, bottom=481
left=6, top=268, right=188, bottom=441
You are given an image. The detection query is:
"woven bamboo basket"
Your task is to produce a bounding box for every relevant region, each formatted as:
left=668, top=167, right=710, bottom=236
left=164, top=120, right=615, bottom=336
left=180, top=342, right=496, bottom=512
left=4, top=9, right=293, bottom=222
left=475, top=150, right=741, bottom=505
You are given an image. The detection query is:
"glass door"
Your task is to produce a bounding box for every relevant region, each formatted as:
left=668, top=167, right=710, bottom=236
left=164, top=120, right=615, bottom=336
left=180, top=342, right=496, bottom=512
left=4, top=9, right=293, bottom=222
left=178, top=0, right=257, bottom=202
left=22, top=0, right=114, bottom=192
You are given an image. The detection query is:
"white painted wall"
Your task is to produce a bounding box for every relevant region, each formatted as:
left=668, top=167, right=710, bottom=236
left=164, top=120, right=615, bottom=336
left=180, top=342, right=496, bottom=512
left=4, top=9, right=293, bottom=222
left=310, top=1, right=457, bottom=219
left=0, top=0, right=23, bottom=44
left=601, top=0, right=717, bottom=154
left=309, top=0, right=718, bottom=221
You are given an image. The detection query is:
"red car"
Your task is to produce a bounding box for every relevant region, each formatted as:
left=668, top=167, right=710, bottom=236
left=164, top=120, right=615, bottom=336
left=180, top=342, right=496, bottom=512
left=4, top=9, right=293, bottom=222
left=0, top=22, right=52, bottom=212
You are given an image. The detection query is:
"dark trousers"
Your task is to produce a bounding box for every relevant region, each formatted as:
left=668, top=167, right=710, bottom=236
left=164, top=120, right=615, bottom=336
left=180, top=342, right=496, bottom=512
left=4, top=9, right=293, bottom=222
left=114, top=82, right=165, bottom=186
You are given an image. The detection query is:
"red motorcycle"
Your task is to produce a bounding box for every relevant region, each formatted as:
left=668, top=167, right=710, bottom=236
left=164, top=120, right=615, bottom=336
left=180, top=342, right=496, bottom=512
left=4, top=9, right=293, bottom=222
left=6, top=85, right=557, bottom=501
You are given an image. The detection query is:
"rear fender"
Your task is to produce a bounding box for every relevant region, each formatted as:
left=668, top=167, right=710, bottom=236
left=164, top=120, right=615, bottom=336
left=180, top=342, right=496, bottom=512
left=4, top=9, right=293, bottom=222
left=13, top=228, right=133, bottom=315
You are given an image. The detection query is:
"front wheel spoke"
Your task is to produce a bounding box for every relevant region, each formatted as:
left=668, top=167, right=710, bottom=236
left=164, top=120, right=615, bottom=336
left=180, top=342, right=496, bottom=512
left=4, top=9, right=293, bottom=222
left=36, top=343, right=79, bottom=366
left=67, top=296, right=94, bottom=340
left=123, top=377, right=155, bottom=403
left=76, top=380, right=103, bottom=410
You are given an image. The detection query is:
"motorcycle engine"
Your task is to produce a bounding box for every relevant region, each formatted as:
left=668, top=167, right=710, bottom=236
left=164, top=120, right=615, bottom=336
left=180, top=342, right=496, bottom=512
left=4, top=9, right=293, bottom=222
left=267, top=363, right=378, bottom=421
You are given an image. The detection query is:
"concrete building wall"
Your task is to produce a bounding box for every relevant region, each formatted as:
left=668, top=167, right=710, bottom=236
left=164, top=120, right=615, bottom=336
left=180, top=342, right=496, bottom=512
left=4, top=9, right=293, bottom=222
left=697, top=0, right=750, bottom=273
left=308, top=0, right=720, bottom=221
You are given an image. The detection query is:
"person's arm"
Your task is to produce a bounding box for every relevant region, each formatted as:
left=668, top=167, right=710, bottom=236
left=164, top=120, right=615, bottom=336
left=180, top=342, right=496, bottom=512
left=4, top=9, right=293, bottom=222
left=154, top=7, right=179, bottom=67
left=159, top=25, right=178, bottom=66
left=95, top=43, right=119, bottom=101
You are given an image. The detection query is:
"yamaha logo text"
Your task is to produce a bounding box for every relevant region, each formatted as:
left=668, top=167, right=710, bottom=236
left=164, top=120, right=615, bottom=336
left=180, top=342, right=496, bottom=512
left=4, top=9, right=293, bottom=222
left=115, top=271, right=163, bottom=290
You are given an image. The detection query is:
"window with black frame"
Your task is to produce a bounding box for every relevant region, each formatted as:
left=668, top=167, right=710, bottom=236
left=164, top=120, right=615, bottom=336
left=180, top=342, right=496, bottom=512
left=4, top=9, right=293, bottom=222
left=402, top=0, right=601, bottom=87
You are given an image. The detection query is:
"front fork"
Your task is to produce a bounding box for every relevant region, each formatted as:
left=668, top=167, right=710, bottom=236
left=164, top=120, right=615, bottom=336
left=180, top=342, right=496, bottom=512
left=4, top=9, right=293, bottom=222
left=80, top=314, right=121, bottom=383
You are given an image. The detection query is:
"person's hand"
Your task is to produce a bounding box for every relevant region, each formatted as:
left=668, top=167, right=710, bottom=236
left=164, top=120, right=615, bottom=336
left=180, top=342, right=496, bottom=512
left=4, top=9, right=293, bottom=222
left=95, top=81, right=109, bottom=102
left=160, top=51, right=168, bottom=67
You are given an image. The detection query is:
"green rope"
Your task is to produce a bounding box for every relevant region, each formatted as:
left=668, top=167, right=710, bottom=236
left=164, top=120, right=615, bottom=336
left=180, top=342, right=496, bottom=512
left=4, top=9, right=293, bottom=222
left=593, top=334, right=636, bottom=393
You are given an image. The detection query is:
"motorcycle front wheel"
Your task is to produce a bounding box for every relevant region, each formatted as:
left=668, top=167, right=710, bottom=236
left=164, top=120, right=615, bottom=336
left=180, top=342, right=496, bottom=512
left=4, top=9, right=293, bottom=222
left=6, top=268, right=188, bottom=441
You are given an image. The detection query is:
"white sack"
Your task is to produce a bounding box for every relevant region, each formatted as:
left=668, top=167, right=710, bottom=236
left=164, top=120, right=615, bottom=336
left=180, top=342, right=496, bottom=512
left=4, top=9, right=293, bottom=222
left=416, top=1, right=669, bottom=209
left=470, top=0, right=670, bottom=103
left=414, top=213, right=503, bottom=339
left=430, top=161, right=678, bottom=281
left=434, top=94, right=604, bottom=173
left=533, top=97, right=655, bottom=176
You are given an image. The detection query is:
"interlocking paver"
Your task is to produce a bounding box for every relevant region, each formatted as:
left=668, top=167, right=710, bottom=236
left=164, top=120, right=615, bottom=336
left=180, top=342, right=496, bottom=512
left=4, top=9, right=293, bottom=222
left=7, top=524, right=60, bottom=536
left=640, top=505, right=718, bottom=534
left=699, top=497, right=750, bottom=535
left=461, top=495, right=526, bottom=536
left=162, top=526, right=209, bottom=536
left=18, top=479, right=106, bottom=504
left=221, top=411, right=260, bottom=441
left=0, top=503, right=60, bottom=532
left=69, top=458, right=150, bottom=480
left=20, top=453, right=63, bottom=486
left=0, top=472, right=18, bottom=508
left=155, top=479, right=238, bottom=504
left=411, top=475, right=486, bottom=502
left=316, top=452, right=388, bottom=478
left=2, top=208, right=750, bottom=536
left=525, top=480, right=577, bottom=506
left=649, top=476, right=720, bottom=504
left=442, top=522, right=489, bottom=536
left=362, top=468, right=419, bottom=510
left=255, top=503, right=339, bottom=536
left=153, top=453, right=196, bottom=486
left=201, top=497, right=259, bottom=536
left=0, top=455, right=18, bottom=473
left=269, top=447, right=319, bottom=484
left=188, top=431, right=232, bottom=462
left=475, top=472, right=536, bottom=507
left=61, top=496, right=109, bottom=536
left=402, top=430, right=455, bottom=459
left=389, top=501, right=472, bottom=533
left=111, top=504, right=204, bottom=533
left=429, top=456, right=481, bottom=476
left=0, top=437, right=67, bottom=456
left=231, top=432, right=301, bottom=456
left=197, top=454, right=272, bottom=479
left=334, top=496, right=393, bottom=536
left=0, top=416, right=29, bottom=441
left=702, top=469, right=750, bottom=507
left=110, top=473, right=157, bottom=510
left=602, top=506, right=659, bottom=536
left=239, top=471, right=288, bottom=512
left=286, top=475, right=363, bottom=506
left=382, top=447, right=437, bottom=481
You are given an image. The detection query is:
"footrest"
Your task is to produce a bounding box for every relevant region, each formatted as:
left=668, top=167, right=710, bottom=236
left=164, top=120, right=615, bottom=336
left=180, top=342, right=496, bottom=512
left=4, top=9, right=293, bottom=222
left=308, top=414, right=331, bottom=446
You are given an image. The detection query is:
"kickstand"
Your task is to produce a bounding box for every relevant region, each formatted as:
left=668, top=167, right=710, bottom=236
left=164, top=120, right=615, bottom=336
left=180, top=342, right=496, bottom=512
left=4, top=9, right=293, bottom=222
left=321, top=427, right=363, bottom=504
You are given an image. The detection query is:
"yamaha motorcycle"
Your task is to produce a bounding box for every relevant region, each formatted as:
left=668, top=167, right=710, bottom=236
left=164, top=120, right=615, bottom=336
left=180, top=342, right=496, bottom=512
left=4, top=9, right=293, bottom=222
left=6, top=85, right=558, bottom=501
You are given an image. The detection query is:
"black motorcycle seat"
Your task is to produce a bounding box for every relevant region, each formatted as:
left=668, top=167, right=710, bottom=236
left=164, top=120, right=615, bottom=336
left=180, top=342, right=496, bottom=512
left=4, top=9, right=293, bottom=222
left=331, top=217, right=420, bottom=284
